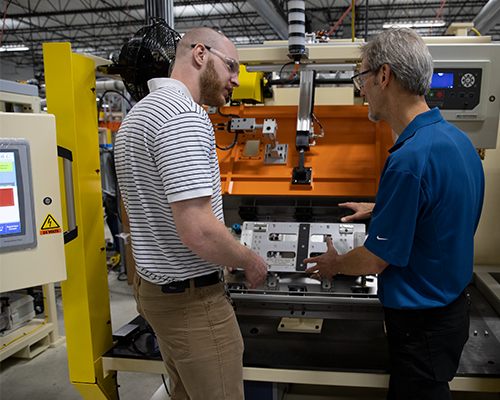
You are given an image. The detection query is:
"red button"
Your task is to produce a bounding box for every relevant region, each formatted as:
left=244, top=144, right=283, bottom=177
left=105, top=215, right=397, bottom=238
left=437, top=92, right=443, bottom=98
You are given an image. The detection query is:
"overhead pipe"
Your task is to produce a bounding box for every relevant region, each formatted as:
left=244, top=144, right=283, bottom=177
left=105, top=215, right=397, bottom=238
left=471, top=0, right=500, bottom=35
left=248, top=0, right=288, bottom=39
left=267, top=77, right=353, bottom=86
left=246, top=63, right=357, bottom=73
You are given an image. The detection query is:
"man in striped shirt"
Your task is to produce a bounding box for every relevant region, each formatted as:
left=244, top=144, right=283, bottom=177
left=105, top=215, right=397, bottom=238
left=115, top=27, right=267, bottom=400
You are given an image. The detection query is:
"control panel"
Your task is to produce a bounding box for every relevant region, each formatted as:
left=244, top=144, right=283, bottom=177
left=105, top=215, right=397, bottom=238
left=426, top=68, right=482, bottom=111
left=426, top=42, right=500, bottom=149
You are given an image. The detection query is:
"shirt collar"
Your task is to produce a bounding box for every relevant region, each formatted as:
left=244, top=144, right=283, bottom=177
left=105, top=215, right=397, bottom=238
left=147, top=78, right=193, bottom=101
left=389, top=107, right=443, bottom=153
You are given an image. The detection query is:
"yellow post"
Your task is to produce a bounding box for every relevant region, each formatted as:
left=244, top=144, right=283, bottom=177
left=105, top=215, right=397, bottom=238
left=43, top=42, right=117, bottom=400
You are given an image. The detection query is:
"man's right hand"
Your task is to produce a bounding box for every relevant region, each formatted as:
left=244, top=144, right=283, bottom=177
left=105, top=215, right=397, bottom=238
left=243, top=252, right=268, bottom=289
left=339, top=202, right=375, bottom=222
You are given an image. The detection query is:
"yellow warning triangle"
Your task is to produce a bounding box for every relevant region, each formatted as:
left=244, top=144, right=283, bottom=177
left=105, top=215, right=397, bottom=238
left=40, top=213, right=61, bottom=230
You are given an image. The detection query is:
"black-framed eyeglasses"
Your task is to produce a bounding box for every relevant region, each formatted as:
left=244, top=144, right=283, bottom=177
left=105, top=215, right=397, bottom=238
left=191, top=43, right=240, bottom=77
left=351, top=69, right=372, bottom=91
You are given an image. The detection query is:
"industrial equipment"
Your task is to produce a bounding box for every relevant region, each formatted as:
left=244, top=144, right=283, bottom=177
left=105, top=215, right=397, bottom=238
left=0, top=113, right=66, bottom=292
left=98, top=29, right=500, bottom=395
left=39, top=15, right=500, bottom=399
left=0, top=83, right=66, bottom=362
left=0, top=293, right=35, bottom=333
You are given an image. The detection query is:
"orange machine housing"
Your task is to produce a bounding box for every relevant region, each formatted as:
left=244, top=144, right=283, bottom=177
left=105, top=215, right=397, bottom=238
left=211, top=104, right=394, bottom=198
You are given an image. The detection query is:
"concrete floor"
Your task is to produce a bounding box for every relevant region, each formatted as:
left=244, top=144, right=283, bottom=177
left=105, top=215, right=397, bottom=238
left=1, top=270, right=499, bottom=400
left=0, top=269, right=162, bottom=400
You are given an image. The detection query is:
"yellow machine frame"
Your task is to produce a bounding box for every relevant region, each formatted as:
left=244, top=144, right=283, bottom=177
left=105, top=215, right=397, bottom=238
left=43, top=42, right=117, bottom=400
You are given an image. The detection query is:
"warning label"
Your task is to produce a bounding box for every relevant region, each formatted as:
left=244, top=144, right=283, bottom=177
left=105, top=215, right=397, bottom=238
left=40, top=214, right=62, bottom=235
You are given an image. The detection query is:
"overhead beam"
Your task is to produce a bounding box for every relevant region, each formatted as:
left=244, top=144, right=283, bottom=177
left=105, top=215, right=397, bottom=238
left=472, top=0, right=500, bottom=35
left=247, top=0, right=288, bottom=39
left=6, top=5, right=144, bottom=19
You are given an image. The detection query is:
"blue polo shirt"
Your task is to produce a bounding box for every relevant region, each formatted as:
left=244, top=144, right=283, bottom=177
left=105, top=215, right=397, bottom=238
left=364, top=108, right=484, bottom=309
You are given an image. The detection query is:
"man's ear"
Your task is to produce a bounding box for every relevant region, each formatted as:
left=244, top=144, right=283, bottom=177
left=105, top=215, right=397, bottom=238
left=192, top=44, right=208, bottom=67
left=380, top=64, right=391, bottom=89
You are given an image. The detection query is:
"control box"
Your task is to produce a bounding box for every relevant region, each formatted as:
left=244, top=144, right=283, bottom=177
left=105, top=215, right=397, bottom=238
left=427, top=42, right=500, bottom=149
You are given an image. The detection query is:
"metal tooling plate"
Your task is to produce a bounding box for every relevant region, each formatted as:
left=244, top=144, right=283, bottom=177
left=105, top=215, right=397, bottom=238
left=103, top=285, right=500, bottom=377
left=240, top=222, right=366, bottom=273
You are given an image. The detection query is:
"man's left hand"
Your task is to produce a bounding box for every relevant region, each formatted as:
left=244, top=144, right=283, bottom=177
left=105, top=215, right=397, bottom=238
left=304, top=237, right=341, bottom=282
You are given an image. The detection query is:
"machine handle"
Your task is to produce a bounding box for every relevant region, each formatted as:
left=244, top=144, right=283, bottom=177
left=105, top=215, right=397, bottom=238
left=57, top=146, right=78, bottom=244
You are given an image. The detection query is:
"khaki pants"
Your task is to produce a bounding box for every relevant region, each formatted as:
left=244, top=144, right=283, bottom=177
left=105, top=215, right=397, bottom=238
left=133, top=273, right=245, bottom=400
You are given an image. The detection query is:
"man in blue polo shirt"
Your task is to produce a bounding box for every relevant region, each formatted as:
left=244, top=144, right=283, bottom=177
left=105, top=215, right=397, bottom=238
left=304, top=28, right=484, bottom=399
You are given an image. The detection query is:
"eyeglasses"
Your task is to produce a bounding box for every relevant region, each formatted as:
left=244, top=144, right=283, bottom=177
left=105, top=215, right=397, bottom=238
left=351, top=69, right=372, bottom=91
left=191, top=43, right=240, bottom=77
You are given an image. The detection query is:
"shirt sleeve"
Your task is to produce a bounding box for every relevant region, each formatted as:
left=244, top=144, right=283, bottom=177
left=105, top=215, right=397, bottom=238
left=154, top=111, right=214, bottom=203
left=364, top=168, right=424, bottom=267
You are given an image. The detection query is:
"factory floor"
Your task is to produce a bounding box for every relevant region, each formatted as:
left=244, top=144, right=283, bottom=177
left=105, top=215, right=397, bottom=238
left=0, top=269, right=161, bottom=400
left=1, top=270, right=499, bottom=400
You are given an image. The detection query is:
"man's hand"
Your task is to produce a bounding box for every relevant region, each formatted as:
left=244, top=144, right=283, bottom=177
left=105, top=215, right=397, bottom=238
left=339, top=202, right=375, bottom=222
left=303, top=237, right=341, bottom=282
left=243, top=253, right=268, bottom=289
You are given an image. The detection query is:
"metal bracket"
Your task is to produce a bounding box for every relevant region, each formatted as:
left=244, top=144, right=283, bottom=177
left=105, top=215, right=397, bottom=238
left=292, top=149, right=312, bottom=185
left=265, top=274, right=279, bottom=290
left=264, top=143, right=288, bottom=164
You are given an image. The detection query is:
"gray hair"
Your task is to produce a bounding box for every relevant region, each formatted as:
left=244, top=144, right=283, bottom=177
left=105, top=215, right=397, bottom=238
left=360, top=28, right=433, bottom=96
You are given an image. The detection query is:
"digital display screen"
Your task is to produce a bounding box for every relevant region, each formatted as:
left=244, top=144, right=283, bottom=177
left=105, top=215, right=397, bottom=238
left=0, top=151, right=23, bottom=236
left=431, top=72, right=454, bottom=88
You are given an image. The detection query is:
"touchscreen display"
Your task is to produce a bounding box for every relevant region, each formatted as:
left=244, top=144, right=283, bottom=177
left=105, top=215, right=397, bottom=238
left=0, top=151, right=22, bottom=236
left=430, top=72, right=454, bottom=88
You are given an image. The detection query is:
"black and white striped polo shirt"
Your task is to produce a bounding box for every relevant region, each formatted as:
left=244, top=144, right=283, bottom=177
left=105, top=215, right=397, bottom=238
left=115, top=78, right=223, bottom=284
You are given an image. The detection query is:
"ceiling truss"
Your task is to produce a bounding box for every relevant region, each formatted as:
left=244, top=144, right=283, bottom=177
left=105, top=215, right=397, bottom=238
left=0, top=0, right=498, bottom=82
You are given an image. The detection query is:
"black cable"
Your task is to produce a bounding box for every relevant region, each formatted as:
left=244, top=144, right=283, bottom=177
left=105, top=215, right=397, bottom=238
left=281, top=383, right=288, bottom=400
left=217, top=108, right=239, bottom=118
left=115, top=371, right=121, bottom=400
left=161, top=374, right=171, bottom=397
left=117, top=272, right=128, bottom=281
left=279, top=61, right=297, bottom=85
left=97, top=90, right=134, bottom=124
left=216, top=135, right=238, bottom=151
left=215, top=108, right=239, bottom=150
left=312, top=112, right=324, bottom=136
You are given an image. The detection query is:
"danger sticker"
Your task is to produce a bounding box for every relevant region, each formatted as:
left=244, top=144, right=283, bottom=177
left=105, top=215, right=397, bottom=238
left=40, top=213, right=62, bottom=235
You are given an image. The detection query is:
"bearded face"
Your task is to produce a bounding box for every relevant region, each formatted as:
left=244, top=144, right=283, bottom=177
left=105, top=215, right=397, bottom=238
left=199, top=58, right=228, bottom=108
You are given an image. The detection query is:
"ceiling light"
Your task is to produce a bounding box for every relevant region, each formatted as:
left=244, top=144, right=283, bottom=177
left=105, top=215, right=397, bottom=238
left=0, top=45, right=30, bottom=52
left=383, top=22, right=413, bottom=29
left=413, top=20, right=446, bottom=28
left=383, top=21, right=446, bottom=29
